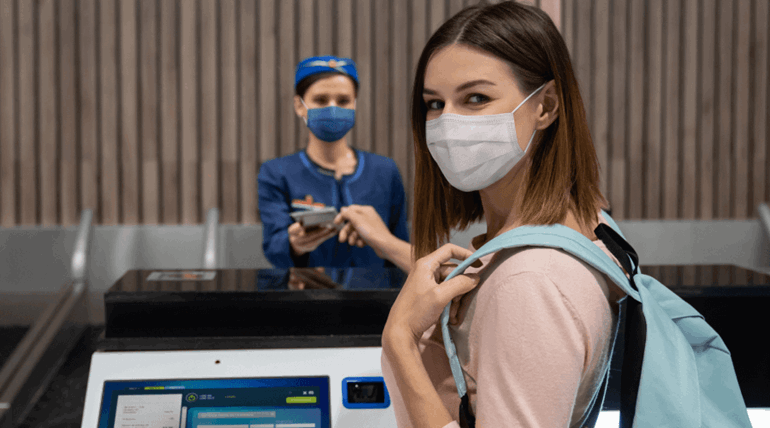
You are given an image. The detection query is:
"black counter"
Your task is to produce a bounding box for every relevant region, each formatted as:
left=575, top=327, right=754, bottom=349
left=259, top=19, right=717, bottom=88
left=104, top=267, right=407, bottom=338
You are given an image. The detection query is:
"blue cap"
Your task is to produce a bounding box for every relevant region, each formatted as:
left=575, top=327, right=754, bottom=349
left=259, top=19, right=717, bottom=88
left=295, top=55, right=359, bottom=89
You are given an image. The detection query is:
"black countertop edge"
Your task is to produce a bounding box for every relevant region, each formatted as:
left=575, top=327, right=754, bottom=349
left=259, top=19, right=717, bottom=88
left=96, top=333, right=384, bottom=352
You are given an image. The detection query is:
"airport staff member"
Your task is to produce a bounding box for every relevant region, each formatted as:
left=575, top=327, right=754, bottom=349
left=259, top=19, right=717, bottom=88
left=258, top=56, right=410, bottom=270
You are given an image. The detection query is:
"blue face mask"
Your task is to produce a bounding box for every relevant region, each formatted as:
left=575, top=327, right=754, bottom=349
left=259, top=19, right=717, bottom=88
left=301, top=98, right=356, bottom=142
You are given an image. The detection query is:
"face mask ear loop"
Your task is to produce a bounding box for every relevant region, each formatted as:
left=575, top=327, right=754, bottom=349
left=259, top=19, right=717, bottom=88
left=513, top=83, right=547, bottom=154
left=300, top=97, right=309, bottom=125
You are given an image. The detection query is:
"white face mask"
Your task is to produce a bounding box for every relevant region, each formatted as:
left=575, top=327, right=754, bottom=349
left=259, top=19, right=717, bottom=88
left=425, top=84, right=545, bottom=192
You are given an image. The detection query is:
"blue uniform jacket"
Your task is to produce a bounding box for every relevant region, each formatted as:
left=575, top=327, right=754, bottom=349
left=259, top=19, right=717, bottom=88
left=258, top=149, right=409, bottom=268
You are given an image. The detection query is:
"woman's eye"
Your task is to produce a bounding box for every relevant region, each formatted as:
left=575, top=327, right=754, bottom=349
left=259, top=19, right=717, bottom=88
left=467, top=94, right=490, bottom=105
left=313, top=97, right=329, bottom=105
left=426, top=100, right=444, bottom=110
left=337, top=97, right=351, bottom=106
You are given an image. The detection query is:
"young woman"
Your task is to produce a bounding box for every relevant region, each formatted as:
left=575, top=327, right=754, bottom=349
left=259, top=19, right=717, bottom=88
left=258, top=56, right=410, bottom=270
left=376, top=3, right=627, bottom=427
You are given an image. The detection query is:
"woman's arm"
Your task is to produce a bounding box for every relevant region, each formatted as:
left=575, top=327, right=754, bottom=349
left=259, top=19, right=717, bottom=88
left=382, top=330, right=456, bottom=428
left=382, top=244, right=481, bottom=427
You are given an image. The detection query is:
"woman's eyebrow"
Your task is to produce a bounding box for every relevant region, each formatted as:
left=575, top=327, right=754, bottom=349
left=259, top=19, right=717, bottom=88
left=423, top=79, right=496, bottom=96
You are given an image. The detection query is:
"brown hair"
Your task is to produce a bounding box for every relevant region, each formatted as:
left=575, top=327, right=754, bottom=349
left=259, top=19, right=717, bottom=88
left=295, top=71, right=359, bottom=98
left=411, top=1, right=607, bottom=260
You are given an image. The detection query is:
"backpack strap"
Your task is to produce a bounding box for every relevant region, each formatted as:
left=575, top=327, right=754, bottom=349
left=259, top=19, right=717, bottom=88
left=594, top=223, right=646, bottom=428
left=440, top=211, right=639, bottom=424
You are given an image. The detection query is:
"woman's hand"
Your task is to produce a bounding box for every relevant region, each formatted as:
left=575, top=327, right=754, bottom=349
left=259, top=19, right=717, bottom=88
left=384, top=244, right=482, bottom=344
left=288, top=222, right=339, bottom=256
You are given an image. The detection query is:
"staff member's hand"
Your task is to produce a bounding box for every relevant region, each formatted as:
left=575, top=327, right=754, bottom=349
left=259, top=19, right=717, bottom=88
left=288, top=222, right=339, bottom=256
left=383, top=244, right=481, bottom=342
left=334, top=205, right=391, bottom=256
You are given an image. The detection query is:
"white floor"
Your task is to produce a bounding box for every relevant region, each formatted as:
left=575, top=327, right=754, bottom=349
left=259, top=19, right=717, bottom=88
left=596, top=409, right=770, bottom=427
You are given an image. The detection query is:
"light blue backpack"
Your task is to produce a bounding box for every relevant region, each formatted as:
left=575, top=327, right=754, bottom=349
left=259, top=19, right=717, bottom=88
left=440, top=212, right=752, bottom=428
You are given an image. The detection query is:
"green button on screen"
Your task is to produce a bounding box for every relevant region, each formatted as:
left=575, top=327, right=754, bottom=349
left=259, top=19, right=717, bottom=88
left=287, top=396, right=317, bottom=404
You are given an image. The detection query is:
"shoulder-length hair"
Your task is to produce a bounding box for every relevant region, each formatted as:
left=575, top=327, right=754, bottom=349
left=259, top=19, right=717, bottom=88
left=411, top=0, right=607, bottom=260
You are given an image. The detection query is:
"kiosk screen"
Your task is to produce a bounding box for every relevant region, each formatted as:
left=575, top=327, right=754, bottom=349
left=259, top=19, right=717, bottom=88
left=97, top=376, right=330, bottom=428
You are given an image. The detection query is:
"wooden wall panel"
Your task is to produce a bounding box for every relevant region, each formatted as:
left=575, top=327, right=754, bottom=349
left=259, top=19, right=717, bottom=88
left=1, top=0, right=766, bottom=229
left=0, top=0, right=15, bottom=227
left=140, top=0, right=159, bottom=224
left=562, top=0, right=768, bottom=226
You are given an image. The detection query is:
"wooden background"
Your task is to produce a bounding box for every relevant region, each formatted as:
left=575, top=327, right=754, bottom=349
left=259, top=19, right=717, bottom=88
left=0, top=0, right=766, bottom=227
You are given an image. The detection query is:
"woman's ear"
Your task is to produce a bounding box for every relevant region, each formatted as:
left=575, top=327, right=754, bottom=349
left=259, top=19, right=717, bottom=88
left=535, top=80, right=559, bottom=130
left=294, top=95, right=306, bottom=120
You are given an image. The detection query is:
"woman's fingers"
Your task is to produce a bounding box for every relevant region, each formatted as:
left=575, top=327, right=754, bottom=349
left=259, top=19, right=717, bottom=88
left=419, top=244, right=476, bottom=273
left=437, top=273, right=480, bottom=308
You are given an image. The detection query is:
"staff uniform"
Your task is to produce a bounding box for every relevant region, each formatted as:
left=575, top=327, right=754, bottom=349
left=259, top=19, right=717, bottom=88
left=258, top=149, right=409, bottom=268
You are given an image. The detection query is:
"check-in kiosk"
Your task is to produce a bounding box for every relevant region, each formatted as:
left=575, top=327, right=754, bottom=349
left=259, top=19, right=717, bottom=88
left=81, top=267, right=407, bottom=428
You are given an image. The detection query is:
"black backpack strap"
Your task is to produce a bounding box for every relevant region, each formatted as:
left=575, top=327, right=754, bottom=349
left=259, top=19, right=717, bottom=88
left=458, top=393, right=476, bottom=428
left=594, top=224, right=646, bottom=428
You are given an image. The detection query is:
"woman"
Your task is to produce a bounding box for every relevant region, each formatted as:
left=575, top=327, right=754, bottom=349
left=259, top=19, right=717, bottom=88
left=374, top=2, right=627, bottom=427
left=258, top=56, right=410, bottom=270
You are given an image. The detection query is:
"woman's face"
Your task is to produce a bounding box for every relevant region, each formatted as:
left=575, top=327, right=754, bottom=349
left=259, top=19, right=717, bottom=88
left=301, top=75, right=357, bottom=110
left=422, top=44, right=539, bottom=151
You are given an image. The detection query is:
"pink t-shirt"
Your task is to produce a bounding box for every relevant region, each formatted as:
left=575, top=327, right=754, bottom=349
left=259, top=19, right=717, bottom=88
left=382, top=222, right=626, bottom=427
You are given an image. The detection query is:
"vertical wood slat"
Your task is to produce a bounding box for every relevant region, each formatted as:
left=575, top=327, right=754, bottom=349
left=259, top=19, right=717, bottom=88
left=39, top=0, right=57, bottom=225
left=201, top=0, right=218, bottom=215
left=733, top=0, right=750, bottom=220
left=592, top=0, right=609, bottom=200
left=409, top=0, right=428, bottom=223
left=198, top=0, right=220, bottom=215
left=99, top=0, right=119, bottom=224
left=220, top=0, right=238, bottom=223
left=79, top=0, right=98, bottom=218
left=258, top=0, right=277, bottom=170
left=180, top=0, right=197, bottom=224
left=160, top=0, right=178, bottom=224
left=59, top=0, right=78, bottom=225
left=753, top=0, right=768, bottom=218
left=429, top=0, right=444, bottom=34
left=140, top=0, right=159, bottom=224
left=717, top=0, right=733, bottom=220
left=373, top=0, right=389, bottom=156
left=662, top=0, right=681, bottom=222
left=239, top=0, right=258, bottom=224
left=391, top=0, right=408, bottom=190
left=644, top=0, right=663, bottom=220
left=697, top=0, right=717, bottom=286
left=317, top=0, right=333, bottom=55
left=732, top=0, right=751, bottom=286
left=354, top=0, right=372, bottom=152
left=336, top=0, right=353, bottom=58
left=297, top=0, right=314, bottom=149
left=608, top=0, right=626, bottom=219
left=626, top=0, right=644, bottom=219
left=120, top=0, right=139, bottom=224
left=0, top=0, right=15, bottom=226
left=661, top=0, right=680, bottom=285
left=278, top=0, right=295, bottom=157
left=681, top=0, right=699, bottom=286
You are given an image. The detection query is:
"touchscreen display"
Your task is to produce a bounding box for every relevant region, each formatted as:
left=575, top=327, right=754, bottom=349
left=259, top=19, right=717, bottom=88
left=97, top=376, right=330, bottom=428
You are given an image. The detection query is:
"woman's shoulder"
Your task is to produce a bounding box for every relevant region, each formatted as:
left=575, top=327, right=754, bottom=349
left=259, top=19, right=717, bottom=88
left=478, top=246, right=614, bottom=323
